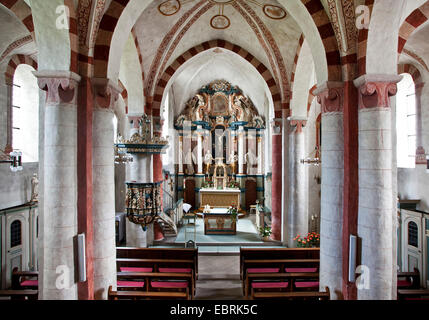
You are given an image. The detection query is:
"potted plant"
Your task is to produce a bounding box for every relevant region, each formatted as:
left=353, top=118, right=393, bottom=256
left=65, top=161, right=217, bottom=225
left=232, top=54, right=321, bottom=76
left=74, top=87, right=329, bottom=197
left=294, top=232, right=320, bottom=248
left=227, top=204, right=238, bottom=222
left=259, top=225, right=272, bottom=241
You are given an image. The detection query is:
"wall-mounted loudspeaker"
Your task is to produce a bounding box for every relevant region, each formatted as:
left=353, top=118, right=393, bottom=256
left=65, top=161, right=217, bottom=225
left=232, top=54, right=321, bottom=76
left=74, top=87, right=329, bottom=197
left=348, top=235, right=357, bottom=282
left=77, top=233, right=86, bottom=282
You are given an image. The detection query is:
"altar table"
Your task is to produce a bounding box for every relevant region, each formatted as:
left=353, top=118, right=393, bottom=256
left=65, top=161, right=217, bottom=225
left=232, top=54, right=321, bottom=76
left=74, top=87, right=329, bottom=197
left=203, top=208, right=237, bottom=235
left=199, top=188, right=241, bottom=210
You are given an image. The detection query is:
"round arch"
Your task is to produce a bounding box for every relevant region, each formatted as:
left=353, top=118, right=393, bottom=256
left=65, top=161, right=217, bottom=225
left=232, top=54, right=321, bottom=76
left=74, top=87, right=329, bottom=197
left=152, top=39, right=280, bottom=119
left=4, top=54, right=38, bottom=85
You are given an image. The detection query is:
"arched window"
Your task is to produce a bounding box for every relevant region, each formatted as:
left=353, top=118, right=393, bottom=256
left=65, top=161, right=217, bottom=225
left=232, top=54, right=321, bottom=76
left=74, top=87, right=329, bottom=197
left=12, top=64, right=39, bottom=162
left=408, top=221, right=418, bottom=247
left=396, top=73, right=416, bottom=168
left=10, top=220, right=22, bottom=248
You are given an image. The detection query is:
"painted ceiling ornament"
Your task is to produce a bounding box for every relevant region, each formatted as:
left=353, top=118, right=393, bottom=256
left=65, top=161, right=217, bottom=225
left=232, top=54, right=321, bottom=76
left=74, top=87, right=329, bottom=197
left=158, top=0, right=181, bottom=16
left=262, top=4, right=286, bottom=20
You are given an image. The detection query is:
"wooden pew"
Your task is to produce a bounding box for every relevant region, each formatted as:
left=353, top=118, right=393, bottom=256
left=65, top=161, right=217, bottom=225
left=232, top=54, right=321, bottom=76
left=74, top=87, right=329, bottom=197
left=12, top=269, right=39, bottom=290
left=116, top=258, right=196, bottom=296
left=108, top=286, right=188, bottom=300
left=0, top=290, right=38, bottom=300
left=252, top=287, right=330, bottom=301
left=117, top=247, right=199, bottom=278
left=239, top=248, right=319, bottom=280
left=241, top=258, right=320, bottom=294
left=116, top=271, right=194, bottom=299
left=397, top=268, right=420, bottom=289
left=397, top=289, right=429, bottom=300
left=245, top=272, right=320, bottom=299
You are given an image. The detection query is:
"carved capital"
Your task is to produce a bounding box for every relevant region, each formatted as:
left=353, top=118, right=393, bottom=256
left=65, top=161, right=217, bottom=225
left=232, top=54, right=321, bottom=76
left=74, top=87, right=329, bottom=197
left=314, top=81, right=344, bottom=114
left=354, top=74, right=402, bottom=110
left=33, top=71, right=81, bottom=105
left=290, top=118, right=307, bottom=134
left=92, top=78, right=122, bottom=111
left=270, top=118, right=283, bottom=135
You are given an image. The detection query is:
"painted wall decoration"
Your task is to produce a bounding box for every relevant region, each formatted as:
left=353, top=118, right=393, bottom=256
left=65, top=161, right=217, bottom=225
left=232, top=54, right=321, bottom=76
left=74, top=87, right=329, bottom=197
left=262, top=4, right=286, bottom=20
left=210, top=14, right=231, bottom=29
left=158, top=0, right=181, bottom=16
left=157, top=0, right=288, bottom=30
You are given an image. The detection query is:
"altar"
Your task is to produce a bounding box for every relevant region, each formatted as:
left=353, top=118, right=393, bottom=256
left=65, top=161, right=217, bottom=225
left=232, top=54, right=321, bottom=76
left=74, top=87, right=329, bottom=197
left=203, top=208, right=237, bottom=235
left=199, top=188, right=241, bottom=210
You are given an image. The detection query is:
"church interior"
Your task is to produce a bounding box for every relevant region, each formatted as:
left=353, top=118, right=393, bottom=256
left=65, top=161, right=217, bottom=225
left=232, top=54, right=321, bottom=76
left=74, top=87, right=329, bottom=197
left=0, top=0, right=428, bottom=301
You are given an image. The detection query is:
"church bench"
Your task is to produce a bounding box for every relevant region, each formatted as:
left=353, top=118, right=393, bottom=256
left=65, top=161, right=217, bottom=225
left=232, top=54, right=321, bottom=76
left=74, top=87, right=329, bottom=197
left=12, top=270, right=39, bottom=290
left=397, top=268, right=420, bottom=289
left=0, top=290, right=38, bottom=300
left=239, top=248, right=319, bottom=280
left=241, top=259, right=319, bottom=293
left=397, top=289, right=429, bottom=300
left=252, top=287, right=330, bottom=301
left=244, top=272, right=320, bottom=299
left=108, top=286, right=189, bottom=300
left=116, top=272, right=194, bottom=299
left=117, top=247, right=198, bottom=278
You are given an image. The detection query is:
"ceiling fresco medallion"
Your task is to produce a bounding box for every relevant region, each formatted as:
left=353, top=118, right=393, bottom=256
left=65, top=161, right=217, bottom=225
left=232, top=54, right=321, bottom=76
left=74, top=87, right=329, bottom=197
left=157, top=0, right=288, bottom=29
left=210, top=14, right=231, bottom=29
left=158, top=0, right=181, bottom=16
left=262, top=4, right=286, bottom=20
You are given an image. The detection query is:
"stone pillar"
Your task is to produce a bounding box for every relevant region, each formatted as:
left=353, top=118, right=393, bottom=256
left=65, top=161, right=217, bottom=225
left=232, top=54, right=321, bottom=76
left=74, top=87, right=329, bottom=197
left=91, top=79, right=120, bottom=299
left=415, top=84, right=426, bottom=165
left=315, top=82, right=344, bottom=300
left=196, top=127, right=203, bottom=174
left=238, top=126, right=245, bottom=175
left=287, top=118, right=308, bottom=247
left=35, top=71, right=81, bottom=300
left=178, top=135, right=184, bottom=174
left=354, top=75, right=401, bottom=300
left=125, top=116, right=154, bottom=248
left=270, top=120, right=282, bottom=241
left=4, top=82, right=13, bottom=153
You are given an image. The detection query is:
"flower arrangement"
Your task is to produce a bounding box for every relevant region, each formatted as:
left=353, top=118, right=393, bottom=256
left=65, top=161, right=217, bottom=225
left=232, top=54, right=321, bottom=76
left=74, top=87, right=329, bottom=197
left=202, top=180, right=214, bottom=188
left=259, top=225, right=272, bottom=239
left=294, top=232, right=320, bottom=248
left=227, top=180, right=240, bottom=189
left=227, top=204, right=238, bottom=221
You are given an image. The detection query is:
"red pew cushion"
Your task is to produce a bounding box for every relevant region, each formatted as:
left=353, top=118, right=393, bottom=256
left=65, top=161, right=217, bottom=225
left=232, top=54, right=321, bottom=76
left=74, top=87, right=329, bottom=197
left=247, top=268, right=280, bottom=273
left=120, top=267, right=153, bottom=273
left=20, top=280, right=38, bottom=287
left=295, top=281, right=319, bottom=288
left=397, top=280, right=413, bottom=288
left=117, top=281, right=145, bottom=288
left=285, top=268, right=318, bottom=273
left=251, top=282, right=289, bottom=289
left=159, top=268, right=192, bottom=273
left=151, top=281, right=188, bottom=288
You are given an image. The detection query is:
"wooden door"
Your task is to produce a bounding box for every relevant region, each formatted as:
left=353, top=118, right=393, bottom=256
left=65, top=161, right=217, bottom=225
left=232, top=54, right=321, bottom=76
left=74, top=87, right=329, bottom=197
left=245, top=179, right=257, bottom=211
left=401, top=209, right=424, bottom=287
left=5, top=212, right=29, bottom=288
left=184, top=178, right=196, bottom=210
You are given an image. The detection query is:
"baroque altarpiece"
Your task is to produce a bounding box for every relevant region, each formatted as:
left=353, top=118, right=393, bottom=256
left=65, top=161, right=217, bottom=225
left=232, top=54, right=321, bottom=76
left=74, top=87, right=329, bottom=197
left=174, top=80, right=266, bottom=211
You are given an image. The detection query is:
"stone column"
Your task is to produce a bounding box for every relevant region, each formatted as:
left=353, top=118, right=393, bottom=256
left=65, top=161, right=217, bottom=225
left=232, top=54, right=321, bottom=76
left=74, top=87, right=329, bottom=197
left=415, top=84, right=426, bottom=165
left=91, top=79, right=121, bottom=299
left=4, top=82, right=13, bottom=154
left=177, top=134, right=184, bottom=200
left=125, top=114, right=154, bottom=248
left=315, top=82, right=344, bottom=300
left=178, top=134, right=184, bottom=174
left=35, top=71, right=81, bottom=300
left=257, top=135, right=263, bottom=175
left=287, top=118, right=308, bottom=247
left=196, top=127, right=203, bottom=174
left=270, top=119, right=282, bottom=241
left=354, top=75, right=401, bottom=300
left=238, top=126, right=245, bottom=175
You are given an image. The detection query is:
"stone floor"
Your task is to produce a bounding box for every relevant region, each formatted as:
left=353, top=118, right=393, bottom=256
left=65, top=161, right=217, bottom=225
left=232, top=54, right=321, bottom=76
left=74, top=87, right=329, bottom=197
left=195, top=255, right=244, bottom=300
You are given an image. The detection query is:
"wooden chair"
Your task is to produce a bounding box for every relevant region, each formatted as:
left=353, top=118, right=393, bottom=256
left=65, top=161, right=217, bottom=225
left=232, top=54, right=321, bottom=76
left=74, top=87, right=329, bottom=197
left=12, top=269, right=39, bottom=290
left=397, top=268, right=420, bottom=289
